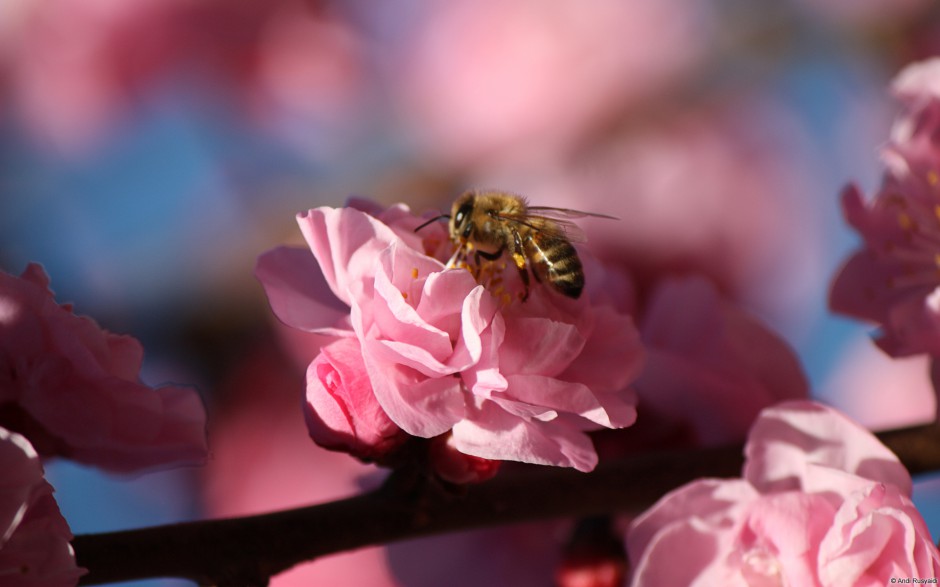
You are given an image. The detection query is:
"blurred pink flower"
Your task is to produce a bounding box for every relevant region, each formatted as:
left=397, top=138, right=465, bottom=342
left=386, top=0, right=714, bottom=167
left=627, top=401, right=939, bottom=586
left=0, top=426, right=83, bottom=587
left=634, top=276, right=808, bottom=447
left=831, top=58, right=940, bottom=358
left=2, top=0, right=365, bottom=152
left=0, top=263, right=207, bottom=472
left=518, top=95, right=824, bottom=328
left=256, top=201, right=643, bottom=472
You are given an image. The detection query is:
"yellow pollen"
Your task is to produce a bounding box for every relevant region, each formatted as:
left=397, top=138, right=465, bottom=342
left=898, top=212, right=914, bottom=232
left=401, top=291, right=408, bottom=299
left=929, top=170, right=940, bottom=186
left=512, top=252, right=526, bottom=269
left=411, top=267, right=419, bottom=279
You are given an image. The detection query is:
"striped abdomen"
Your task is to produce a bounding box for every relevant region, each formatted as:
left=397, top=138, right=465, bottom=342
left=524, top=234, right=584, bottom=298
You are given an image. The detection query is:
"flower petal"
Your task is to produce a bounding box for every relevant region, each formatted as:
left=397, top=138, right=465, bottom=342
left=255, top=246, right=348, bottom=332
left=452, top=402, right=598, bottom=471
left=743, top=401, right=912, bottom=497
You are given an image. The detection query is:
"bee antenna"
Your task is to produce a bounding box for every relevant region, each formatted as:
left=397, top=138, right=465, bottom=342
left=414, top=214, right=449, bottom=232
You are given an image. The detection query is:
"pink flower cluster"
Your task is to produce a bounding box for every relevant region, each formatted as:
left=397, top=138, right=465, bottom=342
left=635, top=276, right=809, bottom=446
left=628, top=401, right=940, bottom=586
left=831, top=58, right=940, bottom=359
left=0, top=264, right=208, bottom=472
left=0, top=263, right=209, bottom=583
left=256, top=200, right=644, bottom=472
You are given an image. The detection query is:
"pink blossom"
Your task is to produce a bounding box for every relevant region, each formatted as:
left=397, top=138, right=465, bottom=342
left=2, top=0, right=365, bottom=152
left=519, top=95, right=825, bottom=327
left=0, top=263, right=207, bottom=472
left=384, top=0, right=714, bottom=167
left=633, top=276, right=808, bottom=447
left=256, top=201, right=643, bottom=472
left=203, top=340, right=559, bottom=586
left=627, top=401, right=940, bottom=586
left=831, top=58, right=940, bottom=358
left=0, top=426, right=84, bottom=586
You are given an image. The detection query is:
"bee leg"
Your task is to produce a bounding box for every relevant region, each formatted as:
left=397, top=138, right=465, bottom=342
left=476, top=248, right=503, bottom=262
left=508, top=230, right=531, bottom=301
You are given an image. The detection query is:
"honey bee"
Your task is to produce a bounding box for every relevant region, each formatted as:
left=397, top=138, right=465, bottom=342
left=417, top=189, right=615, bottom=300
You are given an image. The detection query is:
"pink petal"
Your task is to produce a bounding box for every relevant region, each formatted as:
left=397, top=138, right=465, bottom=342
left=561, top=305, right=644, bottom=395
left=632, top=521, right=744, bottom=587
left=880, top=287, right=940, bottom=357
left=372, top=263, right=454, bottom=365
left=255, top=246, right=348, bottom=332
left=818, top=483, right=940, bottom=585
left=362, top=352, right=465, bottom=437
left=18, top=264, right=52, bottom=292
left=451, top=401, right=599, bottom=471
left=0, top=265, right=208, bottom=472
left=629, top=479, right=757, bottom=586
left=892, top=58, right=940, bottom=106
left=103, top=334, right=145, bottom=382
left=448, top=285, right=502, bottom=373
left=501, top=374, right=629, bottom=428
left=0, top=428, right=83, bottom=585
left=643, top=277, right=806, bottom=403
left=499, top=317, right=585, bottom=377
left=636, top=276, right=807, bottom=445
left=460, top=310, right=508, bottom=398
left=743, top=401, right=912, bottom=497
left=0, top=429, right=42, bottom=545
left=736, top=491, right=835, bottom=585
left=296, top=206, right=407, bottom=305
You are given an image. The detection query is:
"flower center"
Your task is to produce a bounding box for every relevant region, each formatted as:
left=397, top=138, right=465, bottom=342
left=445, top=243, right=517, bottom=306
left=739, top=546, right=786, bottom=587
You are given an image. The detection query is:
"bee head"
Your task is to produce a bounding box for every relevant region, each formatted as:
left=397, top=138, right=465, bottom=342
left=450, top=191, right=476, bottom=241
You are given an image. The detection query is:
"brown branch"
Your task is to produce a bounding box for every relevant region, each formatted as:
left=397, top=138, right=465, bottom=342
left=72, top=422, right=940, bottom=586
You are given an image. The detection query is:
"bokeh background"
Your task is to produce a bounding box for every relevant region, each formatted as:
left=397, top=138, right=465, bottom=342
left=5, top=0, right=940, bottom=585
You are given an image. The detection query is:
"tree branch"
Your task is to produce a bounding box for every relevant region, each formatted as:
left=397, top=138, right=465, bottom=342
left=72, top=422, right=940, bottom=586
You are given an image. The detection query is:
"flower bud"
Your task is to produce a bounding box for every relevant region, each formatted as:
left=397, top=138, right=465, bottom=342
left=304, top=338, right=407, bottom=463
left=429, top=433, right=500, bottom=484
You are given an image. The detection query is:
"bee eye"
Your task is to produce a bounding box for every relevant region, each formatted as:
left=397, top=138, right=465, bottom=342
left=454, top=202, right=473, bottom=229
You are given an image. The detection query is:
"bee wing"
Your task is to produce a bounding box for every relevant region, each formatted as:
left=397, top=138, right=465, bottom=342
left=498, top=207, right=616, bottom=243
left=526, top=206, right=619, bottom=221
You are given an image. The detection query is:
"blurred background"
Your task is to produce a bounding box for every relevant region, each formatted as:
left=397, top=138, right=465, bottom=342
left=4, top=0, right=940, bottom=585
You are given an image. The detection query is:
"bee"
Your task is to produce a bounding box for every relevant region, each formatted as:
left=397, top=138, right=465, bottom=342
left=417, top=189, right=615, bottom=300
